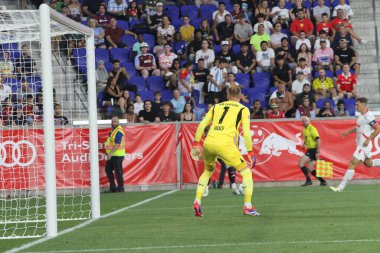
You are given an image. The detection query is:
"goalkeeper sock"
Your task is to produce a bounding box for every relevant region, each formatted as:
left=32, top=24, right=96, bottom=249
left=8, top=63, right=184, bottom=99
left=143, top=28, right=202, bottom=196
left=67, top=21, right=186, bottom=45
left=300, top=166, right=311, bottom=181
left=195, top=170, right=214, bottom=204
left=240, top=169, right=253, bottom=206
left=338, top=169, right=355, bottom=191
left=372, top=159, right=380, bottom=167
left=311, top=170, right=326, bottom=183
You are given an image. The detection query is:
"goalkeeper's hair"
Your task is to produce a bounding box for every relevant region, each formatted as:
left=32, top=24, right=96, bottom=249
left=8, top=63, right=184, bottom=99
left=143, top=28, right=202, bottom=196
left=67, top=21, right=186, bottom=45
left=227, top=86, right=241, bottom=98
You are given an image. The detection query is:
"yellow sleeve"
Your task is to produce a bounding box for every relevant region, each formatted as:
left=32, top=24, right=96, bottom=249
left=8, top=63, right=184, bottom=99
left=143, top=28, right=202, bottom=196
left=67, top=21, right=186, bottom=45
left=311, top=126, right=320, bottom=139
left=241, top=107, right=253, bottom=152
left=194, top=106, right=214, bottom=142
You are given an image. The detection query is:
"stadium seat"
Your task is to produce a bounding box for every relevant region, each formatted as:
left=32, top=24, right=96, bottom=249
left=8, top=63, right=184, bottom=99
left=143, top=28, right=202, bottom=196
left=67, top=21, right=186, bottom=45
left=139, top=90, right=155, bottom=101
left=284, top=1, right=293, bottom=9
left=232, top=44, right=240, bottom=55
left=142, top=34, right=156, bottom=50
left=146, top=76, right=165, bottom=92
left=105, top=62, right=114, bottom=72
left=253, top=72, right=271, bottom=90
left=97, top=91, right=105, bottom=108
left=235, top=73, right=250, bottom=90
left=303, top=1, right=312, bottom=10
left=121, top=34, right=137, bottom=49
left=117, top=20, right=129, bottom=31
left=27, top=76, right=42, bottom=92
left=247, top=88, right=266, bottom=103
left=165, top=6, right=180, bottom=18
left=332, top=0, right=350, bottom=8
left=181, top=5, right=198, bottom=20
left=110, top=48, right=129, bottom=62
left=95, top=48, right=110, bottom=63
left=128, top=76, right=146, bottom=92
left=1, top=43, right=18, bottom=51
left=190, top=18, right=202, bottom=28
left=343, top=98, right=356, bottom=116
left=213, top=45, right=222, bottom=54
left=129, top=19, right=145, bottom=29
left=269, top=86, right=278, bottom=96
left=123, top=62, right=136, bottom=77
left=161, top=89, right=173, bottom=102
left=199, top=5, right=217, bottom=21
left=192, top=89, right=200, bottom=105
left=335, top=69, right=355, bottom=76
left=172, top=19, right=184, bottom=31
left=316, top=99, right=335, bottom=109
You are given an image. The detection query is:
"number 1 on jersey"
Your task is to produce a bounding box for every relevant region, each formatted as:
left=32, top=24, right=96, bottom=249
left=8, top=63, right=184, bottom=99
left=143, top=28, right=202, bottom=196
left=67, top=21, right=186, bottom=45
left=218, top=106, right=230, bottom=124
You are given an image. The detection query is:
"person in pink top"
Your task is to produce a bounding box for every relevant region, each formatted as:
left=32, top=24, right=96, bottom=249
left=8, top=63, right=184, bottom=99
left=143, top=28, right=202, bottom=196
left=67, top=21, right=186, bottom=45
left=158, top=44, right=177, bottom=76
left=312, top=39, right=334, bottom=72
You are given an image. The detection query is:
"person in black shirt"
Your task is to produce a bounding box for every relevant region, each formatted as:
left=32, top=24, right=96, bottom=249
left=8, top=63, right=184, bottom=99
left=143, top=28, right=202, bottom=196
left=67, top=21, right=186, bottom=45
left=273, top=55, right=292, bottom=87
left=152, top=91, right=163, bottom=115
left=109, top=59, right=137, bottom=93
left=81, top=0, right=105, bottom=18
left=158, top=102, right=177, bottom=122
left=54, top=104, right=69, bottom=126
left=193, top=59, right=210, bottom=104
left=188, top=29, right=204, bottom=62
left=295, top=83, right=316, bottom=108
left=216, top=41, right=238, bottom=74
left=275, top=37, right=296, bottom=68
left=235, top=43, right=256, bottom=74
left=138, top=100, right=159, bottom=122
left=251, top=99, right=266, bottom=119
left=147, top=2, right=164, bottom=33
left=334, top=39, right=360, bottom=76
left=214, top=14, right=235, bottom=45
left=16, top=45, right=36, bottom=77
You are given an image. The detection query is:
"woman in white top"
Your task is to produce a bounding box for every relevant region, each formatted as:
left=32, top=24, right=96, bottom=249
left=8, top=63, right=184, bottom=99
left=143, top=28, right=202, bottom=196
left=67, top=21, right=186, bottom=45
left=270, top=22, right=288, bottom=49
left=157, top=15, right=175, bottom=44
left=195, top=39, right=215, bottom=69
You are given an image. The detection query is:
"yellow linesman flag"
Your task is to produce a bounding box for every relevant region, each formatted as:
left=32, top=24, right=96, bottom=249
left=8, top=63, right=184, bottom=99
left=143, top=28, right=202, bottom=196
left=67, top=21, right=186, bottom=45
left=316, top=160, right=333, bottom=178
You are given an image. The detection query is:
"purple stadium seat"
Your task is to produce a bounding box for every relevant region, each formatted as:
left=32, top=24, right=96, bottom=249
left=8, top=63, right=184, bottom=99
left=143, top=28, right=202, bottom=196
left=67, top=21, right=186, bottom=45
left=95, top=48, right=110, bottom=63
left=313, top=0, right=331, bottom=7
left=181, top=5, right=198, bottom=20
left=128, top=76, right=146, bottom=92
left=142, top=34, right=156, bottom=50
left=235, top=73, right=250, bottom=90
left=117, top=20, right=129, bottom=31
left=316, top=99, right=335, bottom=109
left=343, top=98, right=355, bottom=116
left=335, top=69, right=355, bottom=76
left=97, top=91, right=105, bottom=108
left=172, top=19, right=184, bottom=31
left=110, top=48, right=129, bottom=62
left=121, top=34, right=137, bottom=49
left=190, top=18, right=202, bottom=28
left=165, top=5, right=180, bottom=16
left=314, top=69, right=334, bottom=78
left=232, top=44, right=240, bottom=55
left=26, top=76, right=42, bottom=92
left=161, top=89, right=173, bottom=102
left=139, top=90, right=155, bottom=101
left=1, top=43, right=18, bottom=51
left=146, top=76, right=165, bottom=92
left=123, top=62, right=136, bottom=77
left=213, top=44, right=222, bottom=54
left=199, top=5, right=217, bottom=21
left=332, top=0, right=350, bottom=8
left=105, top=62, right=114, bottom=72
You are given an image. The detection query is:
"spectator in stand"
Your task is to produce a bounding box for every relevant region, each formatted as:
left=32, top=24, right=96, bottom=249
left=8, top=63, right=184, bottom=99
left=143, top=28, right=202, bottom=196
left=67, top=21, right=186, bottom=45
left=253, top=13, right=273, bottom=35
left=296, top=83, right=316, bottom=108
left=273, top=55, right=292, bottom=88
left=213, top=2, right=231, bottom=27
left=180, top=15, right=195, bottom=44
left=147, top=2, right=164, bottom=33
left=170, top=89, right=187, bottom=116
left=178, top=61, right=194, bottom=96
left=331, top=9, right=366, bottom=44
left=251, top=99, right=266, bottom=119
left=336, top=63, right=358, bottom=99
left=107, top=0, right=128, bottom=21
left=312, top=68, right=337, bottom=100
left=16, top=45, right=37, bottom=77
left=96, top=4, right=112, bottom=28
left=234, top=14, right=253, bottom=44
left=22, top=94, right=40, bottom=126
left=334, top=99, right=350, bottom=117
left=193, top=58, right=210, bottom=104
left=270, top=22, right=287, bottom=49
left=124, top=104, right=137, bottom=123
left=135, top=42, right=161, bottom=78
left=138, top=100, right=159, bottom=123
left=256, top=41, right=275, bottom=73
left=195, top=39, right=215, bottom=69
left=236, top=42, right=256, bottom=74
left=225, top=73, right=249, bottom=103
left=88, top=18, right=106, bottom=49
left=270, top=0, right=290, bottom=27
left=0, top=76, right=11, bottom=104
left=267, top=103, right=285, bottom=118
left=295, top=30, right=311, bottom=51
left=158, top=101, right=177, bottom=122
left=214, top=14, right=235, bottom=46
left=81, top=0, right=105, bottom=18
left=254, top=0, right=270, bottom=20
left=334, top=39, right=360, bottom=76
left=295, top=44, right=312, bottom=70
left=199, top=19, right=214, bottom=45
left=165, top=58, right=181, bottom=89
left=231, top=3, right=249, bottom=24
left=1, top=97, right=14, bottom=126
left=195, top=0, right=218, bottom=8
left=269, top=82, right=294, bottom=117
left=14, top=79, right=34, bottom=105
left=61, top=4, right=79, bottom=22
left=290, top=9, right=315, bottom=47
left=180, top=103, right=196, bottom=121
left=159, top=44, right=178, bottom=76
left=292, top=71, right=310, bottom=97
left=332, top=25, right=353, bottom=49
left=109, top=59, right=134, bottom=92
left=157, top=15, right=176, bottom=44
left=314, top=30, right=331, bottom=50
left=153, top=36, right=165, bottom=59
left=118, top=90, right=132, bottom=114
left=239, top=0, right=254, bottom=20
left=143, top=0, right=158, bottom=14
left=126, top=1, right=142, bottom=21
left=103, top=77, right=122, bottom=108
left=54, top=104, right=69, bottom=126
left=312, top=39, right=334, bottom=72
left=290, top=0, right=310, bottom=20
left=96, top=60, right=109, bottom=95
left=316, top=13, right=335, bottom=40
left=250, top=24, right=270, bottom=53
left=332, top=0, right=353, bottom=21
left=295, top=57, right=312, bottom=82
left=275, top=37, right=296, bottom=68
left=317, top=100, right=335, bottom=117
left=152, top=91, right=162, bottom=114
left=313, top=0, right=330, bottom=23
left=133, top=94, right=144, bottom=115
left=0, top=51, right=15, bottom=78
left=105, top=18, right=137, bottom=49
left=132, top=34, right=144, bottom=58
left=171, top=32, right=187, bottom=60
left=206, top=58, right=227, bottom=103
left=216, top=41, right=238, bottom=74
left=295, top=97, right=316, bottom=119
left=188, top=29, right=203, bottom=62
left=68, top=0, right=83, bottom=21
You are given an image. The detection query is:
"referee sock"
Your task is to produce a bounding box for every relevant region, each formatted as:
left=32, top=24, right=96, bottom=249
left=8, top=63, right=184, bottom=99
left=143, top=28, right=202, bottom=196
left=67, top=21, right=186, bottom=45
left=372, top=159, right=380, bottom=167
left=311, top=170, right=326, bottom=183
left=195, top=170, right=214, bottom=204
left=338, top=169, right=355, bottom=191
left=301, top=166, right=311, bottom=181
left=240, top=169, right=253, bottom=206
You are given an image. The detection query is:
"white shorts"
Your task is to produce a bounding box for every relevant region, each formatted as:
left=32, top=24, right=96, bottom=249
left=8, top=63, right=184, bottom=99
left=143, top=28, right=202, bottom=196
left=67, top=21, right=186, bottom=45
left=353, top=144, right=372, bottom=162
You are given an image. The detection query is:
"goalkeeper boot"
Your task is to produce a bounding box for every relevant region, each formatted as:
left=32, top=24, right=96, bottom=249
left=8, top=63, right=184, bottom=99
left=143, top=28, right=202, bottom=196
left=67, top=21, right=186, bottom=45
left=320, top=181, right=328, bottom=186
left=329, top=186, right=342, bottom=192
left=243, top=205, right=261, bottom=216
left=193, top=201, right=203, bottom=217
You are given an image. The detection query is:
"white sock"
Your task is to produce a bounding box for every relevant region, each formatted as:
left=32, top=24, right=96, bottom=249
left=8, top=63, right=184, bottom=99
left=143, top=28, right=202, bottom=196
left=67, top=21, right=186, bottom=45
left=244, top=202, right=252, bottom=208
left=231, top=183, right=237, bottom=190
left=372, top=159, right=380, bottom=167
left=338, top=170, right=355, bottom=191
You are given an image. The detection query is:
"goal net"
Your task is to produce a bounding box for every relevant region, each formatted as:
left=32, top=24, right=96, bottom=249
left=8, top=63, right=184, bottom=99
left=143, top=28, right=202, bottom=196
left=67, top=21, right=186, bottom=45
left=0, top=5, right=99, bottom=238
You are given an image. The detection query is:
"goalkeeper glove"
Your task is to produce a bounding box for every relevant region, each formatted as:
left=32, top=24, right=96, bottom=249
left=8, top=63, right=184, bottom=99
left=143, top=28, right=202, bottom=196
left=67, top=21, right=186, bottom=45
left=247, top=151, right=256, bottom=168
left=191, top=142, right=201, bottom=161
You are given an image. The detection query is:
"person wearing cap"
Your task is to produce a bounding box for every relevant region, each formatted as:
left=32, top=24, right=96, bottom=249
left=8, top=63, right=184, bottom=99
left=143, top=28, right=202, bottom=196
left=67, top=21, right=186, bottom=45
left=269, top=82, right=294, bottom=117
left=292, top=71, right=310, bottom=96
left=250, top=24, right=270, bottom=53
left=236, top=43, right=256, bottom=74
left=256, top=41, right=275, bottom=73
left=234, top=14, right=253, bottom=44
left=312, top=39, right=334, bottom=72
left=312, top=68, right=337, bottom=100
left=212, top=2, right=231, bottom=27
left=147, top=2, right=164, bottom=32
left=290, top=9, right=315, bottom=47
left=195, top=39, right=215, bottom=69
left=270, top=22, right=287, bottom=49
left=267, top=103, right=285, bottom=119
left=214, top=14, right=234, bottom=45
left=334, top=39, right=360, bottom=76
left=107, top=0, right=129, bottom=21
left=314, top=30, right=331, bottom=50
left=216, top=41, right=238, bottom=74
left=134, top=42, right=161, bottom=78
left=105, top=17, right=137, bottom=49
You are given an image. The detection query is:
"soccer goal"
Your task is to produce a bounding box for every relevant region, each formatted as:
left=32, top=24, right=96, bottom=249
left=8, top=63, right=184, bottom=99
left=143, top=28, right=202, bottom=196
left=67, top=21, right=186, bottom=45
left=0, top=4, right=99, bottom=238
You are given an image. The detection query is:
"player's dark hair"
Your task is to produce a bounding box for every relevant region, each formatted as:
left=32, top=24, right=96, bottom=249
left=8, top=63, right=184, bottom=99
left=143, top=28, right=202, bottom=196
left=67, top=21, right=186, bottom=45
left=356, top=97, right=368, bottom=105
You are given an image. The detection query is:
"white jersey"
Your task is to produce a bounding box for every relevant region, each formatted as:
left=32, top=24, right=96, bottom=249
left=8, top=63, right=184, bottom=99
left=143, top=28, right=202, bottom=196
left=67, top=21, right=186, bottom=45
left=356, top=109, right=377, bottom=146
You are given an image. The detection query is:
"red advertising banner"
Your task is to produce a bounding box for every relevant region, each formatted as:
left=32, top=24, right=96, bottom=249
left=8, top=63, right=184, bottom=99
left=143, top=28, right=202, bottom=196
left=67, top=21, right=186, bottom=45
left=181, top=119, right=380, bottom=184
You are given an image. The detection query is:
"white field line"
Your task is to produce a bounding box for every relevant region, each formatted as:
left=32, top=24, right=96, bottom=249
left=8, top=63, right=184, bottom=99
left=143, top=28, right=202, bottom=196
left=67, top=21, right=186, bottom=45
left=6, top=190, right=179, bottom=253
left=25, top=239, right=380, bottom=253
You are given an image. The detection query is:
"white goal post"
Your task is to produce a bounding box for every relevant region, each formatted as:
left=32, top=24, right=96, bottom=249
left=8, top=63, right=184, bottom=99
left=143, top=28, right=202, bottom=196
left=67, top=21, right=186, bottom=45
left=0, top=4, right=99, bottom=238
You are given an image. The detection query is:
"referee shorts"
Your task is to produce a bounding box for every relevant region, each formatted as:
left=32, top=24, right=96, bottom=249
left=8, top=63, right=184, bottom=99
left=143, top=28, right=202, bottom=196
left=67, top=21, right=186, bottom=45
left=305, top=148, right=317, bottom=161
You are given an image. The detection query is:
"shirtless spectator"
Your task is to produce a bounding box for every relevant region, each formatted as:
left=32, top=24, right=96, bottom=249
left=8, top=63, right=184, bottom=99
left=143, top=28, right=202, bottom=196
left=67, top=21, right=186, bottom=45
left=269, top=82, right=294, bottom=117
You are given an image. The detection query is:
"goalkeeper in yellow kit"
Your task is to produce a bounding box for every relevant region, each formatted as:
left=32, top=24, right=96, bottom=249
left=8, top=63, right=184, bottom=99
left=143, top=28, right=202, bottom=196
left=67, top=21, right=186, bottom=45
left=191, top=86, right=260, bottom=217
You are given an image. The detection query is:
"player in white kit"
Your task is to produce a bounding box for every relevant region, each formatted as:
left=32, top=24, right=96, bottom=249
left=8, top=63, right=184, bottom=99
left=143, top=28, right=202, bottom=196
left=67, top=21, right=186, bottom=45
left=330, top=97, right=380, bottom=192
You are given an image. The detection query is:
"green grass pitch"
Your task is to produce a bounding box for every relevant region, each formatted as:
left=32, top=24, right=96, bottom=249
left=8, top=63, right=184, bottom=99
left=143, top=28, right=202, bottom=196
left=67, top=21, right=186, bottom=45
left=2, top=185, right=380, bottom=253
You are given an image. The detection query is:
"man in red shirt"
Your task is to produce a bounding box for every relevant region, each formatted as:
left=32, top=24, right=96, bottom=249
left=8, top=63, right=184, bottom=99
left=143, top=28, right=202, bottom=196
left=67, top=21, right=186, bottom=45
left=105, top=17, right=137, bottom=49
left=331, top=9, right=366, bottom=44
left=267, top=103, right=285, bottom=119
left=337, top=63, right=358, bottom=98
left=290, top=9, right=315, bottom=47
left=316, top=13, right=335, bottom=38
